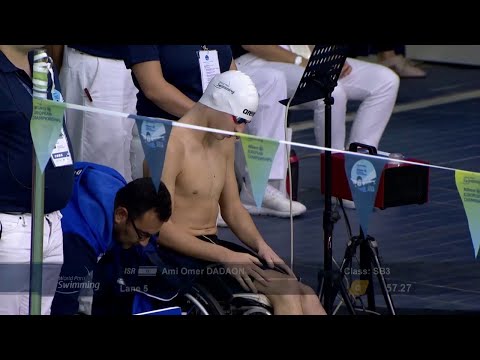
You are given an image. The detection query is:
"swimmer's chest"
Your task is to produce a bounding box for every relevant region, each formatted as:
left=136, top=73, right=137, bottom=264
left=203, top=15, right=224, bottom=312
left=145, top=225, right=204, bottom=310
left=178, top=149, right=227, bottom=197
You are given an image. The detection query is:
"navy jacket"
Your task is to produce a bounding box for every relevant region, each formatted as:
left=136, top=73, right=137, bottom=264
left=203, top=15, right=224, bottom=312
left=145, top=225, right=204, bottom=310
left=0, top=49, right=74, bottom=213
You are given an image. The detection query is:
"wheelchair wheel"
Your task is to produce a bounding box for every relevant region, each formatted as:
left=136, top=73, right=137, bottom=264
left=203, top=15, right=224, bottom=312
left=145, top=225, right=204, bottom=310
left=230, top=296, right=273, bottom=315
left=183, top=283, right=225, bottom=315
left=240, top=306, right=272, bottom=315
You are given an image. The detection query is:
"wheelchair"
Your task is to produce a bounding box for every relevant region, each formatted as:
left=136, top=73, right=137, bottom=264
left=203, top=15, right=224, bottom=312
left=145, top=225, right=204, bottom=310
left=133, top=271, right=274, bottom=315
left=178, top=264, right=274, bottom=315
left=140, top=246, right=274, bottom=316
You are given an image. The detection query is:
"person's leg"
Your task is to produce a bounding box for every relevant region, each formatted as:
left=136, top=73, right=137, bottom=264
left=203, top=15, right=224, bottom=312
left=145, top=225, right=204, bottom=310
left=311, top=85, right=348, bottom=150
left=262, top=60, right=304, bottom=101
left=81, top=58, right=136, bottom=181
left=0, top=212, right=65, bottom=315
left=234, top=59, right=306, bottom=217
left=0, top=214, right=30, bottom=315
left=238, top=66, right=288, bottom=181
left=50, top=232, right=97, bottom=315
left=375, top=45, right=426, bottom=78
left=340, top=58, right=400, bottom=149
left=253, top=269, right=304, bottom=315
left=60, top=47, right=88, bottom=163
left=231, top=65, right=285, bottom=198
left=130, top=123, right=144, bottom=180
left=266, top=294, right=304, bottom=315
left=61, top=47, right=134, bottom=181
left=298, top=283, right=327, bottom=315
left=254, top=269, right=326, bottom=315
left=41, top=211, right=64, bottom=315
left=263, top=60, right=349, bottom=150
left=121, top=68, right=138, bottom=182
left=215, top=237, right=326, bottom=315
left=256, top=276, right=326, bottom=315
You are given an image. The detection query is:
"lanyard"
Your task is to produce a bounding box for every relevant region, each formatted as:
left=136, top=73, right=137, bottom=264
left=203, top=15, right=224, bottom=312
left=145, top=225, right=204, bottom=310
left=15, top=73, right=33, bottom=97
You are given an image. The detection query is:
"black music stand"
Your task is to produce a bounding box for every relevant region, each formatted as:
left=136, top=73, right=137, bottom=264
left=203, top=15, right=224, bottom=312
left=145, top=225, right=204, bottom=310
left=281, top=45, right=354, bottom=315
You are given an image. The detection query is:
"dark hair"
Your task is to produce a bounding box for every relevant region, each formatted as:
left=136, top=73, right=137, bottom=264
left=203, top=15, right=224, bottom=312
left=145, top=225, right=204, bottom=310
left=114, top=178, right=171, bottom=222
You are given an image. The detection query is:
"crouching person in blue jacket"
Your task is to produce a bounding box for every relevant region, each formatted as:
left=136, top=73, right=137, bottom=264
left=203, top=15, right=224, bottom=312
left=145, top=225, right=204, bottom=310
left=91, top=177, right=201, bottom=315
left=51, top=162, right=198, bottom=315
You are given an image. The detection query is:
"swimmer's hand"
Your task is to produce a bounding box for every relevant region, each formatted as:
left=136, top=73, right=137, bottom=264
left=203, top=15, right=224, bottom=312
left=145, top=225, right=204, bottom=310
left=257, top=242, right=296, bottom=277
left=222, top=251, right=269, bottom=293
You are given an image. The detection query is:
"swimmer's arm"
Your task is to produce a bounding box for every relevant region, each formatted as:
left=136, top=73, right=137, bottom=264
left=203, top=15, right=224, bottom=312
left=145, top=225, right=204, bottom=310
left=219, top=140, right=267, bottom=253
left=158, top=222, right=232, bottom=263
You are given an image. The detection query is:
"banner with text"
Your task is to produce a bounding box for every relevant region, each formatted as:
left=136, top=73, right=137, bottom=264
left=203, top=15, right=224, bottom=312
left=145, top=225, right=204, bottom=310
left=455, top=170, right=480, bottom=259
left=30, top=98, right=66, bottom=172
left=240, top=135, right=279, bottom=208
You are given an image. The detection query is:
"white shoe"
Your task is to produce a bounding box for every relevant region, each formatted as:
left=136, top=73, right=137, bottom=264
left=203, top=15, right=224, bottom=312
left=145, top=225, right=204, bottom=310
left=217, top=212, right=228, bottom=228
left=332, top=196, right=356, bottom=209
left=240, top=183, right=307, bottom=217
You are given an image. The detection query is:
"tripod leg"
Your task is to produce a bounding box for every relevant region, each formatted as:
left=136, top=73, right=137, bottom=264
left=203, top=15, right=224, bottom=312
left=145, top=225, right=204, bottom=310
left=360, top=236, right=376, bottom=311
left=318, top=269, right=355, bottom=314
left=332, top=270, right=356, bottom=315
left=366, top=236, right=396, bottom=315
left=318, top=237, right=358, bottom=315
left=330, top=237, right=359, bottom=315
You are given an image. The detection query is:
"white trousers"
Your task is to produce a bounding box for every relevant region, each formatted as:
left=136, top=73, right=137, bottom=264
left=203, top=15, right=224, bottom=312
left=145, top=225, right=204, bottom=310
left=130, top=121, right=144, bottom=180
left=0, top=211, right=63, bottom=315
left=60, top=46, right=138, bottom=181
left=234, top=61, right=288, bottom=180
left=235, top=54, right=400, bottom=150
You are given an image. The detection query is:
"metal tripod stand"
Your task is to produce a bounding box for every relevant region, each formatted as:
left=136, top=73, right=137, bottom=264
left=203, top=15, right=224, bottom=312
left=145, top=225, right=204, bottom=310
left=335, top=227, right=396, bottom=315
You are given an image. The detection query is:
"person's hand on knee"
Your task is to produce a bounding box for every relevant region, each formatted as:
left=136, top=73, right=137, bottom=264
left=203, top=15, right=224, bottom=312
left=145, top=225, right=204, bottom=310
left=257, top=242, right=295, bottom=277
left=222, top=251, right=269, bottom=293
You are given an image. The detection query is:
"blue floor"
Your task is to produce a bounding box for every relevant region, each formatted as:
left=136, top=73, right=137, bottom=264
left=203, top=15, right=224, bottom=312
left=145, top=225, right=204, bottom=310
left=219, top=62, right=480, bottom=314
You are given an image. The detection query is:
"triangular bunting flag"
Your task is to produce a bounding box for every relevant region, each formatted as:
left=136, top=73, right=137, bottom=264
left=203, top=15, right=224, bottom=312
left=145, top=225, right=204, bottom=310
left=131, top=115, right=172, bottom=191
left=239, top=135, right=279, bottom=208
left=30, top=98, right=66, bottom=172
left=344, top=154, right=386, bottom=235
left=455, top=170, right=480, bottom=259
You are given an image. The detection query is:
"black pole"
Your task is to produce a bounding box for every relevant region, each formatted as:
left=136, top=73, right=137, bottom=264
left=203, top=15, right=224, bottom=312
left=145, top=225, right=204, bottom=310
left=278, top=45, right=348, bottom=314
left=322, top=90, right=334, bottom=314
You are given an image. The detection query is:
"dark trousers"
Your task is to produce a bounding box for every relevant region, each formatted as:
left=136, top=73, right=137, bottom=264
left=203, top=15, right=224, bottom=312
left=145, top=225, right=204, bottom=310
left=51, top=233, right=97, bottom=315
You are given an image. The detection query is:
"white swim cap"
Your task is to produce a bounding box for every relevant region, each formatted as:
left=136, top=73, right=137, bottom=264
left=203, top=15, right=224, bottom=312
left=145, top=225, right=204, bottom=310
left=198, top=70, right=259, bottom=122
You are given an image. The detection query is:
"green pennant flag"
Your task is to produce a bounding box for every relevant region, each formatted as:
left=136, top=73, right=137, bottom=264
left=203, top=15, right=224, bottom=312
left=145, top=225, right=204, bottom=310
left=30, top=98, right=66, bottom=172
left=455, top=170, right=480, bottom=259
left=239, top=135, right=279, bottom=208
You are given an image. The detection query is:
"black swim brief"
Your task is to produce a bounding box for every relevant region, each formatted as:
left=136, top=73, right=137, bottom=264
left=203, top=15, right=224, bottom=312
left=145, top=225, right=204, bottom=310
left=196, top=234, right=288, bottom=274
